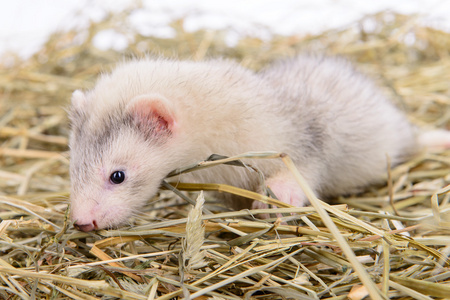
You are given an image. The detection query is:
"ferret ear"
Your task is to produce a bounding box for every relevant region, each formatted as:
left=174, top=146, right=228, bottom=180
left=126, top=94, right=178, bottom=138
left=71, top=90, right=88, bottom=110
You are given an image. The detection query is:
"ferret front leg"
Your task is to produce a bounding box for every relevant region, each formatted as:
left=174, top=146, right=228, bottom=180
left=252, top=169, right=315, bottom=212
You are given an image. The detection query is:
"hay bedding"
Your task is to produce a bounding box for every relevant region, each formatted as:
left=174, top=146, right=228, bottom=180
left=0, top=9, right=449, bottom=300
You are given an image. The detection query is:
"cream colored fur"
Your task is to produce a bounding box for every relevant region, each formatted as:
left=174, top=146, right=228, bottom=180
left=69, top=55, right=423, bottom=231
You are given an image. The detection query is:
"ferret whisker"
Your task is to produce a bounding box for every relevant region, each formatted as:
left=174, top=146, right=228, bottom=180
left=130, top=213, right=147, bottom=226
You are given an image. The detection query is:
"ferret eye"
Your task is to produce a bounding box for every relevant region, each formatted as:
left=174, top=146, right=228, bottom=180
left=110, top=171, right=125, bottom=184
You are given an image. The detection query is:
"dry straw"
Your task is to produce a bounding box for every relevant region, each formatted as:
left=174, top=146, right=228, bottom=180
left=182, top=191, right=207, bottom=273
left=0, top=8, right=449, bottom=300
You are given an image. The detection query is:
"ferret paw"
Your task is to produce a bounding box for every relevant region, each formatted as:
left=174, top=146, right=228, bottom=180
left=419, top=129, right=450, bottom=152
left=266, top=179, right=309, bottom=207
left=251, top=172, right=310, bottom=218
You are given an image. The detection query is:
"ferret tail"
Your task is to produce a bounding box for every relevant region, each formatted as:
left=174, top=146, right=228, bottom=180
left=418, top=129, right=450, bottom=152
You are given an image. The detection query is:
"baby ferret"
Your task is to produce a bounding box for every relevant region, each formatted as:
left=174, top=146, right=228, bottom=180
left=69, top=55, right=436, bottom=232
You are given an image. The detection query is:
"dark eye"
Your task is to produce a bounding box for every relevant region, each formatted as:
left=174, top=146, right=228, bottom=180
left=110, top=171, right=125, bottom=184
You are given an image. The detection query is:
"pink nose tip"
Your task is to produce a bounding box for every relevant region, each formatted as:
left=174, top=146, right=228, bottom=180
left=74, top=221, right=97, bottom=232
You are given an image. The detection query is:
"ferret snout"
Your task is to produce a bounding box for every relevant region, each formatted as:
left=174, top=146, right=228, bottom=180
left=71, top=207, right=100, bottom=232
left=73, top=220, right=97, bottom=232
left=70, top=199, right=130, bottom=232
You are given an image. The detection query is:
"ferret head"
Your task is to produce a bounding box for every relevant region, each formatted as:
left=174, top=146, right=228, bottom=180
left=69, top=88, right=179, bottom=232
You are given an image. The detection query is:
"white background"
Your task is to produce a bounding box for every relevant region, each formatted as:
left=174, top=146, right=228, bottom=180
left=1, top=0, right=450, bottom=59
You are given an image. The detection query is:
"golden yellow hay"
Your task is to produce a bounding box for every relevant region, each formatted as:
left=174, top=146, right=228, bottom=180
left=0, top=9, right=449, bottom=299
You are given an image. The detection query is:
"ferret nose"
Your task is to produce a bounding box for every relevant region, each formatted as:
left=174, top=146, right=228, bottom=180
left=74, top=221, right=97, bottom=232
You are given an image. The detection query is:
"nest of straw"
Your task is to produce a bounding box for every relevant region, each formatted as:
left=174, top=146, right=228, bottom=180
left=0, top=9, right=449, bottom=300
